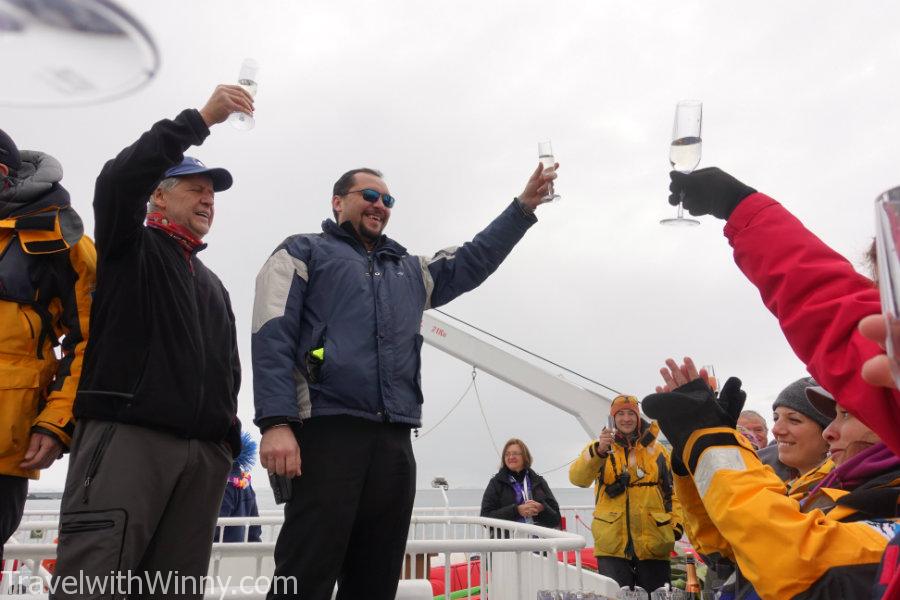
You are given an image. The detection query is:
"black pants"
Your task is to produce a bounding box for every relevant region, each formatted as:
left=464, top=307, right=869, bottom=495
left=268, top=416, right=416, bottom=600
left=597, top=556, right=671, bottom=595
left=0, top=474, right=29, bottom=564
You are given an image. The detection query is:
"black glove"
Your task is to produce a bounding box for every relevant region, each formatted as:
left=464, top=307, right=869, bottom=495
left=714, top=376, right=747, bottom=428
left=642, top=377, right=747, bottom=468
left=669, top=167, right=757, bottom=220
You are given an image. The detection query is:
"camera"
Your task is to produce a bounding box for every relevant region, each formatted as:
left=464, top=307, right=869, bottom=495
left=604, top=471, right=631, bottom=498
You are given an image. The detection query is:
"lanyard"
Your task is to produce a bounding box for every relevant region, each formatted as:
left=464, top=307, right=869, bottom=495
left=509, top=472, right=532, bottom=503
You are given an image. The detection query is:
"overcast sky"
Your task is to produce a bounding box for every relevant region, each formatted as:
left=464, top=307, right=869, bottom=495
left=6, top=0, right=897, bottom=493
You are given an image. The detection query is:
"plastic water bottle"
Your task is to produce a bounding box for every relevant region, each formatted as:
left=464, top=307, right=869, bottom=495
left=228, top=58, right=259, bottom=130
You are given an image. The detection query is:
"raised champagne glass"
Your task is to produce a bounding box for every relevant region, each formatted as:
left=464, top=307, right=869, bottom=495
left=538, top=140, right=560, bottom=201
left=661, top=100, right=702, bottom=226
left=701, top=364, right=718, bottom=392
left=875, top=186, right=900, bottom=388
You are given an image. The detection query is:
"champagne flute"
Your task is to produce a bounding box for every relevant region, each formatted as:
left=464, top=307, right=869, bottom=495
left=874, top=186, right=900, bottom=387
left=661, top=100, right=702, bottom=226
left=228, top=58, right=259, bottom=130
left=701, top=364, right=718, bottom=392
left=538, top=140, right=560, bottom=202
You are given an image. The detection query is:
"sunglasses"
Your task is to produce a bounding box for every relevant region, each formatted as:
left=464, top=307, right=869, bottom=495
left=346, top=188, right=396, bottom=208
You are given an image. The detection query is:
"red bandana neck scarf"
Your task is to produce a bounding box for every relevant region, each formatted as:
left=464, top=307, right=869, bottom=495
left=146, top=212, right=206, bottom=258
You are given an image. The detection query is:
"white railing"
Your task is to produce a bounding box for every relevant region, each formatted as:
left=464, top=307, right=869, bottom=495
left=4, top=508, right=613, bottom=599
left=411, top=505, right=597, bottom=547
left=16, top=504, right=597, bottom=545
left=406, top=515, right=602, bottom=600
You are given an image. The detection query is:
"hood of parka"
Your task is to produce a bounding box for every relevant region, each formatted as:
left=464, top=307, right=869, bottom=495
left=0, top=150, right=70, bottom=218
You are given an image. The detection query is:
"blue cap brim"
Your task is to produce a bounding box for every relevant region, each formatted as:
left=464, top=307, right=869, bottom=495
left=164, top=165, right=233, bottom=192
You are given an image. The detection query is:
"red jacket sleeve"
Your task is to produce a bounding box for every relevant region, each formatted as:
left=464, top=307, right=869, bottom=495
left=724, top=193, right=900, bottom=455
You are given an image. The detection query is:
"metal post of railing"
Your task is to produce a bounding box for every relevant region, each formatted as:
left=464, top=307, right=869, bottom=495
left=552, top=545, right=560, bottom=592
left=514, top=550, right=523, bottom=600
left=444, top=551, right=451, bottom=600
left=576, top=547, right=583, bottom=590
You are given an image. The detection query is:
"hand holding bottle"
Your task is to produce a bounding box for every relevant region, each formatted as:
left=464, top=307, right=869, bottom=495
left=199, top=84, right=254, bottom=127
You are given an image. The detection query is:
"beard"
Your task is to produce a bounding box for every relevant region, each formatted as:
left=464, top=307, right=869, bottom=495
left=358, top=222, right=382, bottom=242
left=356, top=216, right=385, bottom=244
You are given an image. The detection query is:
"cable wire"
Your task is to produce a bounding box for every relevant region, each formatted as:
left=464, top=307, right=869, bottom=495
left=538, top=457, right=577, bottom=476
left=413, top=368, right=476, bottom=442
left=433, top=309, right=623, bottom=396
left=472, top=373, right=502, bottom=458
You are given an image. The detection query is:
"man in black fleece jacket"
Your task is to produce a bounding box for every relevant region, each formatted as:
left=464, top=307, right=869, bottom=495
left=51, top=85, right=253, bottom=600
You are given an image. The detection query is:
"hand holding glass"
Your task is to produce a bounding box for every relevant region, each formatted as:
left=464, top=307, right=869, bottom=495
left=700, top=364, right=718, bottom=392
left=538, top=140, right=560, bottom=202
left=228, top=58, right=259, bottom=130
left=661, top=100, right=702, bottom=226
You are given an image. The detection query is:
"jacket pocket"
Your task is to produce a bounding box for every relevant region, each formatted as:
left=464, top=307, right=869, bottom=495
left=129, top=347, right=152, bottom=397
left=305, top=326, right=327, bottom=383
left=82, top=422, right=117, bottom=504
left=0, top=364, right=41, bottom=473
left=413, top=333, right=424, bottom=404
left=592, top=510, right=625, bottom=557
left=640, top=511, right=675, bottom=559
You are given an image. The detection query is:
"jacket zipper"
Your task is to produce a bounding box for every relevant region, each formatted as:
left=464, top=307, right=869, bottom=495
left=623, top=447, right=635, bottom=558
left=21, top=309, right=35, bottom=339
left=190, top=254, right=207, bottom=430
left=82, top=423, right=116, bottom=504
left=367, top=252, right=388, bottom=422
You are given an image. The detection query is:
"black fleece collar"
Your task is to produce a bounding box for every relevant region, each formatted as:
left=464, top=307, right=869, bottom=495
left=322, top=218, right=407, bottom=257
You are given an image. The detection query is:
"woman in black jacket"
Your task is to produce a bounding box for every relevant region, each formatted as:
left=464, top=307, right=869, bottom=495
left=480, top=438, right=561, bottom=528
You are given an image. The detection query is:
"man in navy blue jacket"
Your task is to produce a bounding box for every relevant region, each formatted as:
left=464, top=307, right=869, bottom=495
left=252, top=163, right=557, bottom=599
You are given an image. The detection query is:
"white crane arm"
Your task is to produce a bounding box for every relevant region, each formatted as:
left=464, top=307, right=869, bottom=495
left=420, top=311, right=612, bottom=438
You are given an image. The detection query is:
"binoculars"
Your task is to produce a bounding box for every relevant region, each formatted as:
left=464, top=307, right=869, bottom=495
left=605, top=471, right=631, bottom=498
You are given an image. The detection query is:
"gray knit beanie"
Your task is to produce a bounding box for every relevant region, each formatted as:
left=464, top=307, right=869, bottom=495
left=771, top=376, right=832, bottom=430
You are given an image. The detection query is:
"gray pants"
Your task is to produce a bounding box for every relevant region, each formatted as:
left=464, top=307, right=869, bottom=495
left=51, top=420, right=231, bottom=599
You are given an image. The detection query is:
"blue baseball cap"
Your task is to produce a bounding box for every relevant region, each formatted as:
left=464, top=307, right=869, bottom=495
left=163, top=156, right=233, bottom=192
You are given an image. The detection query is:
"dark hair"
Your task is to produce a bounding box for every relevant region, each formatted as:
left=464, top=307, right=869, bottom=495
left=333, top=168, right=383, bottom=197
left=865, top=237, right=877, bottom=283
left=331, top=168, right=383, bottom=221
left=499, top=438, right=533, bottom=471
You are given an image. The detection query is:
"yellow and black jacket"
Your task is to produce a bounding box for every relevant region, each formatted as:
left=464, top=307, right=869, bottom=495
left=787, top=458, right=833, bottom=502
left=0, top=151, right=96, bottom=479
left=676, top=428, right=896, bottom=599
left=569, top=420, right=684, bottom=561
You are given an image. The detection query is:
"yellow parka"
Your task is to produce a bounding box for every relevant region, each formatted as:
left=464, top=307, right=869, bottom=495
left=786, top=458, right=833, bottom=501
left=676, top=427, right=892, bottom=599
left=676, top=449, right=834, bottom=565
left=0, top=206, right=96, bottom=479
left=569, top=419, right=684, bottom=561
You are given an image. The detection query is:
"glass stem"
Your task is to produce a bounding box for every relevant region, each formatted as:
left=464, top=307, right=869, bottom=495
left=677, top=191, right=685, bottom=219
